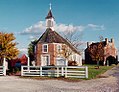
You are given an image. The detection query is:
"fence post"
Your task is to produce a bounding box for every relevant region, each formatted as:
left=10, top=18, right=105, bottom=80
left=40, top=66, right=42, bottom=76
left=61, top=67, right=64, bottom=76
left=85, top=66, right=88, bottom=78
left=3, top=66, right=6, bottom=76
left=21, top=66, right=23, bottom=76
left=25, top=54, right=30, bottom=72
left=65, top=67, right=67, bottom=78
left=57, top=67, right=59, bottom=77
left=3, top=58, right=6, bottom=76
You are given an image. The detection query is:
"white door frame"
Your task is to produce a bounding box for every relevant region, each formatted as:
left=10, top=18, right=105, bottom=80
left=41, top=54, right=50, bottom=66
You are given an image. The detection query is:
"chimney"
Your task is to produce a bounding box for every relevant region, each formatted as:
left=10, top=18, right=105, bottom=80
left=105, top=38, right=108, bottom=44
left=87, top=42, right=92, bottom=47
left=111, top=38, right=114, bottom=43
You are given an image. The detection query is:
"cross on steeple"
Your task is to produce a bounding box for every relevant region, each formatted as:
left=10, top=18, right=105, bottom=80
left=49, top=3, right=52, bottom=10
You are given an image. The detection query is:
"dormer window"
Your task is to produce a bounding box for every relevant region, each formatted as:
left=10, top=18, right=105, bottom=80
left=42, top=44, right=48, bottom=53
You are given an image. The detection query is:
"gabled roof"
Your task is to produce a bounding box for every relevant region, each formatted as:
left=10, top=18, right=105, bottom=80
left=45, top=10, right=54, bottom=19
left=35, top=28, right=80, bottom=54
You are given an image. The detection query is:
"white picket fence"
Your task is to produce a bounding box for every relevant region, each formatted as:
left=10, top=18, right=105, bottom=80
left=21, top=66, right=88, bottom=78
left=0, top=58, right=7, bottom=76
left=0, top=66, right=6, bottom=76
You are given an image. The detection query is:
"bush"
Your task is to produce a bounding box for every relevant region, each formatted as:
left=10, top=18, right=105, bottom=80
left=68, top=61, right=78, bottom=66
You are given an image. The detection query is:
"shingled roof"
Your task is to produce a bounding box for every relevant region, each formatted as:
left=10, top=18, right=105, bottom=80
left=45, top=10, right=54, bottom=19
left=35, top=28, right=80, bottom=54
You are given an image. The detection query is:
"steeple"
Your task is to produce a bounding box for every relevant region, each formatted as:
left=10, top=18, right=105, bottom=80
left=45, top=3, right=55, bottom=31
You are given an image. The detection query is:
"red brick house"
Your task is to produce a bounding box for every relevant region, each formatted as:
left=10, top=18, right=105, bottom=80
left=33, top=6, right=82, bottom=66
left=85, top=38, right=118, bottom=65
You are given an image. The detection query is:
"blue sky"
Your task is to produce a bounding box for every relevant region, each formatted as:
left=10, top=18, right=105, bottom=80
left=0, top=0, right=119, bottom=53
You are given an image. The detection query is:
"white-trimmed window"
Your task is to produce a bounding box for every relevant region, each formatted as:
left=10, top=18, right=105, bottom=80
left=42, top=44, right=48, bottom=53
left=57, top=44, right=62, bottom=52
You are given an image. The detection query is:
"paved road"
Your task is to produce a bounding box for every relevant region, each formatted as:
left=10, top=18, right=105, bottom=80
left=0, top=65, right=119, bottom=92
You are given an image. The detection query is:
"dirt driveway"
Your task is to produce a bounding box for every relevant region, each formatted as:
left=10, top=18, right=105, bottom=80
left=0, top=65, right=119, bottom=92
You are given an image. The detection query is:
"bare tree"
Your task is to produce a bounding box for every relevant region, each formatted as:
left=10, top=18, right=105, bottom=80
left=57, top=44, right=78, bottom=66
left=99, top=35, right=104, bottom=42
left=60, top=45, right=72, bottom=59
left=63, top=29, right=84, bottom=51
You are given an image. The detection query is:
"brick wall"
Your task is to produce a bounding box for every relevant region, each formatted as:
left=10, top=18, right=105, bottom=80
left=36, top=43, right=56, bottom=66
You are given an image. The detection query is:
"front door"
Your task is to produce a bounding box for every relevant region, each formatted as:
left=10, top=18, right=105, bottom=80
left=41, top=55, right=50, bottom=66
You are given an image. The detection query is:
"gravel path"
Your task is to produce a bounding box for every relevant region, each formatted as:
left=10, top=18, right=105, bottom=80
left=101, top=64, right=119, bottom=92
left=0, top=65, right=119, bottom=92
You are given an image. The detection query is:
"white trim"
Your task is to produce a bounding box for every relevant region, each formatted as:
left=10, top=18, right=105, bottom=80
left=41, top=54, right=50, bottom=66
left=56, top=57, right=67, bottom=66
left=42, top=44, right=48, bottom=53
left=57, top=44, right=62, bottom=52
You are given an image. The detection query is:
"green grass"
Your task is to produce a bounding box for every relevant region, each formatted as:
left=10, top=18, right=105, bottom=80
left=84, top=64, right=116, bottom=79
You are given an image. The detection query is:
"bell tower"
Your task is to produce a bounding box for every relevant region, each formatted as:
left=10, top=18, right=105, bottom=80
left=45, top=3, right=55, bottom=31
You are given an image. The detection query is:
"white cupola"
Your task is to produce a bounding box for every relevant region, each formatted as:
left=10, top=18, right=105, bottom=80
left=45, top=3, right=55, bottom=31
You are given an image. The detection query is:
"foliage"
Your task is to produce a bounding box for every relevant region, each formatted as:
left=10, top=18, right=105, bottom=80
left=68, top=60, right=78, bottom=66
left=60, top=45, right=72, bottom=59
left=0, top=32, right=19, bottom=65
left=88, top=42, right=104, bottom=63
left=57, top=44, right=80, bottom=65
left=28, top=40, right=37, bottom=62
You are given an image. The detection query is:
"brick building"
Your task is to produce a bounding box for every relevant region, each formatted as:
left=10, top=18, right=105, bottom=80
left=33, top=5, right=82, bottom=66
left=85, top=38, right=118, bottom=65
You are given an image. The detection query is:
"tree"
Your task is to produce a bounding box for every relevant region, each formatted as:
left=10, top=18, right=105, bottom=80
left=60, top=45, right=72, bottom=59
left=58, top=30, right=83, bottom=66
left=63, top=30, right=84, bottom=49
left=0, top=32, right=19, bottom=65
left=87, top=36, right=104, bottom=68
left=99, top=35, right=104, bottom=42
left=57, top=44, right=76, bottom=66
left=28, top=40, right=37, bottom=63
left=88, top=42, right=104, bottom=68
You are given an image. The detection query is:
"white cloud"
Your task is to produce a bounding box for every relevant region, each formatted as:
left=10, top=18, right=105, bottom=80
left=20, top=21, right=46, bottom=35
left=54, top=23, right=85, bottom=32
left=87, top=24, right=105, bottom=30
left=19, top=21, right=105, bottom=40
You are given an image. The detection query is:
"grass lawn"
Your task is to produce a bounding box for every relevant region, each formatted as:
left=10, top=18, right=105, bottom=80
left=84, top=64, right=116, bottom=80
